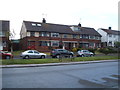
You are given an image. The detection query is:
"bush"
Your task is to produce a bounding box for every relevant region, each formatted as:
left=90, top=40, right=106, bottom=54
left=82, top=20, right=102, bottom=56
left=98, top=47, right=117, bottom=55
left=88, top=48, right=97, bottom=54
left=71, top=48, right=77, bottom=52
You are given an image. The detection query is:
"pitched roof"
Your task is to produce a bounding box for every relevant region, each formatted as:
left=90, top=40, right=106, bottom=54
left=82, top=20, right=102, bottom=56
left=23, top=21, right=101, bottom=36
left=101, top=28, right=120, bottom=35
left=72, top=26, right=101, bottom=36
left=23, top=21, right=74, bottom=34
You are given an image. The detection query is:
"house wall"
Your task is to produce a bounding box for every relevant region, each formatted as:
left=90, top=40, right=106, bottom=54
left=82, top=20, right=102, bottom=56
left=97, top=28, right=119, bottom=47
left=0, top=20, right=10, bottom=51
left=20, top=35, right=101, bottom=52
left=107, top=34, right=119, bottom=47
left=20, top=23, right=27, bottom=38
left=20, top=22, right=101, bottom=52
left=97, top=28, right=107, bottom=42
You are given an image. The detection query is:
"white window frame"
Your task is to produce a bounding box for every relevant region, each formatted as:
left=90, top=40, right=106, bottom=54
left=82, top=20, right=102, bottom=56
left=51, top=41, right=59, bottom=47
left=40, top=32, right=49, bottom=37
left=109, top=34, right=112, bottom=37
left=51, top=33, right=59, bottom=37
left=89, top=35, right=95, bottom=39
left=63, top=34, right=68, bottom=38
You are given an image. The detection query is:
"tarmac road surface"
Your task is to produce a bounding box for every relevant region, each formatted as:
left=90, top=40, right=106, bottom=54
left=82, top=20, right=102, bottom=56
left=2, top=61, right=119, bottom=88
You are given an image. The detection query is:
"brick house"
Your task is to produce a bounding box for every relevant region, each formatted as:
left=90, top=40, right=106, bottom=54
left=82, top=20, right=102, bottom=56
left=0, top=20, right=10, bottom=51
left=97, top=27, right=120, bottom=47
left=20, top=19, right=101, bottom=52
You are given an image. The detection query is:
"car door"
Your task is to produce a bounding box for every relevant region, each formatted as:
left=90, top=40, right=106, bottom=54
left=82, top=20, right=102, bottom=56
left=63, top=50, right=69, bottom=56
left=84, top=50, right=90, bottom=56
left=33, top=50, right=41, bottom=58
left=27, top=50, right=34, bottom=58
left=58, top=50, right=64, bottom=56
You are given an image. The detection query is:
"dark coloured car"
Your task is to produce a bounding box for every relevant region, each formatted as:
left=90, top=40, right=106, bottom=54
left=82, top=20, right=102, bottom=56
left=51, top=49, right=74, bottom=58
left=0, top=50, right=13, bottom=59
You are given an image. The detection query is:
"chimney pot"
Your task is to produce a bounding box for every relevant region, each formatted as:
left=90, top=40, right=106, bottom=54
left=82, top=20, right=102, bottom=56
left=108, top=27, right=111, bottom=30
left=78, top=23, right=81, bottom=27
left=42, top=18, right=46, bottom=23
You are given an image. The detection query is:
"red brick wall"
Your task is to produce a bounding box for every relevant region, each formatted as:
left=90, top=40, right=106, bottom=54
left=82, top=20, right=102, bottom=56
left=20, top=36, right=101, bottom=52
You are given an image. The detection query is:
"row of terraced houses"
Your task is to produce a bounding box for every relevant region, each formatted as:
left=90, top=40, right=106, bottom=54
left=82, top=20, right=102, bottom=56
left=0, top=19, right=120, bottom=52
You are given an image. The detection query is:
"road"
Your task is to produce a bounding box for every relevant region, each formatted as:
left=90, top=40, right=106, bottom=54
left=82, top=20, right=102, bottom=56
left=2, top=61, right=119, bottom=88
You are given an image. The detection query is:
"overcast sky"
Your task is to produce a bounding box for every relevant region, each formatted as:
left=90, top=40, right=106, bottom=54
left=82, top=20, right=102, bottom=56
left=0, top=0, right=119, bottom=39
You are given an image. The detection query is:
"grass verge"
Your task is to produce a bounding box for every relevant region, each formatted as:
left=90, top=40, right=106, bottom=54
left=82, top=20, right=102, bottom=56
left=1, top=56, right=119, bottom=65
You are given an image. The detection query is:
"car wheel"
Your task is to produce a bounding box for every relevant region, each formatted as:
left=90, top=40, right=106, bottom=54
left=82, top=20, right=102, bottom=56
left=24, top=55, right=29, bottom=59
left=90, top=54, right=93, bottom=57
left=56, top=55, right=60, bottom=58
left=69, top=55, right=73, bottom=58
left=81, top=54, right=84, bottom=57
left=6, top=56, right=10, bottom=59
left=41, top=55, right=45, bottom=59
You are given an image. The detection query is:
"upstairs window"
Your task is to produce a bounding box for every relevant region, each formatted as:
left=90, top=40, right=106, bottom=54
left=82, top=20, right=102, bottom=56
left=63, top=34, right=68, bottom=38
left=73, top=34, right=77, bottom=39
left=30, top=32, right=35, bottom=36
left=40, top=32, right=49, bottom=37
left=82, top=35, right=89, bottom=39
left=109, top=34, right=112, bottom=37
left=95, top=36, right=99, bottom=40
left=51, top=33, right=59, bottom=37
left=89, top=35, right=95, bottom=39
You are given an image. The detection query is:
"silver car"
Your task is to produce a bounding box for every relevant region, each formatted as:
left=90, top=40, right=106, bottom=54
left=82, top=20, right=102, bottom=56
left=77, top=50, right=94, bottom=57
left=20, top=50, right=47, bottom=59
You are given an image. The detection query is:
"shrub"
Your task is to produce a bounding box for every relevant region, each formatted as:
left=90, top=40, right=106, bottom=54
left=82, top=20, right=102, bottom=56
left=98, top=48, right=117, bottom=55
left=88, top=48, right=97, bottom=54
left=71, top=48, right=78, bottom=52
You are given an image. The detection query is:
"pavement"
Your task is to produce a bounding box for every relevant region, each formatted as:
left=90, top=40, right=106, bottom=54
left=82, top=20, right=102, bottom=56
left=0, top=59, right=119, bottom=68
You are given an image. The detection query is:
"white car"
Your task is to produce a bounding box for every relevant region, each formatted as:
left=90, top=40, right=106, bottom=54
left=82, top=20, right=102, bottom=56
left=77, top=50, right=94, bottom=57
left=20, top=50, right=47, bottom=59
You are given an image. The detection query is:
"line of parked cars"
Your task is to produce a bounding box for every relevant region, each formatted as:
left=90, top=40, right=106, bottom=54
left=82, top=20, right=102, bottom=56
left=20, top=49, right=94, bottom=59
left=0, top=49, right=94, bottom=59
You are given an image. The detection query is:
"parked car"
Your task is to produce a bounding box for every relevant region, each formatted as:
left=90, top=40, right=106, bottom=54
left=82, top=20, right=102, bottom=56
left=0, top=50, right=13, bottom=59
left=77, top=50, right=94, bottom=57
left=20, top=50, right=47, bottom=59
left=51, top=49, right=74, bottom=58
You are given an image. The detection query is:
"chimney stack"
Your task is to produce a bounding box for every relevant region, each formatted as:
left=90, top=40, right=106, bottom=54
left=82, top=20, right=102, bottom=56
left=78, top=23, right=81, bottom=27
left=42, top=18, right=46, bottom=23
left=108, top=27, right=111, bottom=30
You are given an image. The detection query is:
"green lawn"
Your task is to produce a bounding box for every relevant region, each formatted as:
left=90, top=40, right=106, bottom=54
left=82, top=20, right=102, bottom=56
left=1, top=56, right=119, bottom=65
